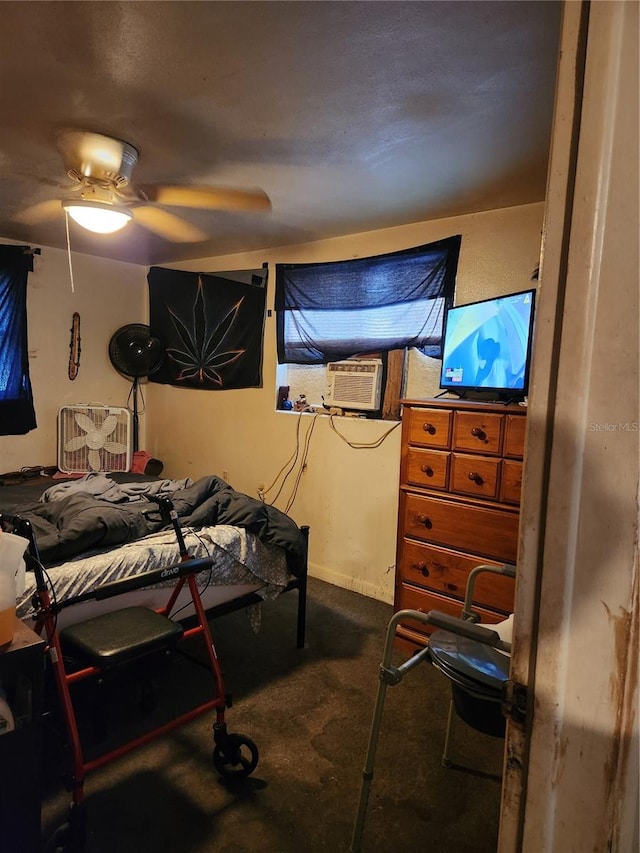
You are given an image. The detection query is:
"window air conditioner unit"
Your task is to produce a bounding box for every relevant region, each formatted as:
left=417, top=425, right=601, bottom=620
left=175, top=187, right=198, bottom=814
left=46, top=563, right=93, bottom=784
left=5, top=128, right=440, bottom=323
left=325, top=359, right=383, bottom=411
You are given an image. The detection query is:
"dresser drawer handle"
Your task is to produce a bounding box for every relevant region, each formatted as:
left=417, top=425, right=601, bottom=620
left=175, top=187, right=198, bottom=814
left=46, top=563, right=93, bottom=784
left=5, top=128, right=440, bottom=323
left=413, top=561, right=430, bottom=577
left=421, top=464, right=434, bottom=477
left=471, top=427, right=487, bottom=441
left=468, top=471, right=484, bottom=485
left=417, top=515, right=432, bottom=529
left=422, top=422, right=436, bottom=435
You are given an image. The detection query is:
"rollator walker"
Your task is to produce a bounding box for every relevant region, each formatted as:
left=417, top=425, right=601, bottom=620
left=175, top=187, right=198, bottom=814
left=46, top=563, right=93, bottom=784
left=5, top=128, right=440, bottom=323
left=2, top=495, right=258, bottom=853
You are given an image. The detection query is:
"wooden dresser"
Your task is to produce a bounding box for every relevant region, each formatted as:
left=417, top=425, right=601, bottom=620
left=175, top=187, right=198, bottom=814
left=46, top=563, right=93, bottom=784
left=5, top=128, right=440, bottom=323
left=394, top=398, right=526, bottom=649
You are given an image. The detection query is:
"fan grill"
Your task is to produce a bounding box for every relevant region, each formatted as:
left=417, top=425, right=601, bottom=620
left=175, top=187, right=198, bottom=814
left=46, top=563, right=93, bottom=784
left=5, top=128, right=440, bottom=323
left=109, top=324, right=163, bottom=379
left=58, top=406, right=132, bottom=474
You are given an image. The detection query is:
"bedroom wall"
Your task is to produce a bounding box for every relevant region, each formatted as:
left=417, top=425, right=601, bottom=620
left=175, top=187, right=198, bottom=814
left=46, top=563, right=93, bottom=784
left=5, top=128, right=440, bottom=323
left=0, top=245, right=147, bottom=474
left=146, top=202, right=544, bottom=602
left=0, top=204, right=542, bottom=600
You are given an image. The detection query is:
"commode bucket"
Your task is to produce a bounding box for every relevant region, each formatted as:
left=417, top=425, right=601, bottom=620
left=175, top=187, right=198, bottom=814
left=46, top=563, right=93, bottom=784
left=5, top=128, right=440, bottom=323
left=0, top=532, right=27, bottom=646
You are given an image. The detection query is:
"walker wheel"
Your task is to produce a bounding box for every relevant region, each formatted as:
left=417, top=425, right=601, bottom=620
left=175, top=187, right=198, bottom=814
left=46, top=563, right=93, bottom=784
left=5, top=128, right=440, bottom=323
left=44, top=822, right=83, bottom=853
left=213, top=732, right=259, bottom=778
left=44, top=803, right=86, bottom=853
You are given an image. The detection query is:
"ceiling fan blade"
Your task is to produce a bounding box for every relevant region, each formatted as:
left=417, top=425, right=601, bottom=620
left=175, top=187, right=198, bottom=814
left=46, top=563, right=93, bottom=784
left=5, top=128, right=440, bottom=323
left=133, top=206, right=208, bottom=243
left=137, top=184, right=271, bottom=213
left=14, top=199, right=62, bottom=225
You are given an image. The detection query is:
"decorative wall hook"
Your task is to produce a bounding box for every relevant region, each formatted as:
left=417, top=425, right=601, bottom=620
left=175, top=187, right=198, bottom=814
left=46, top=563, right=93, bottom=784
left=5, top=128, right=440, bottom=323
left=68, top=312, right=81, bottom=380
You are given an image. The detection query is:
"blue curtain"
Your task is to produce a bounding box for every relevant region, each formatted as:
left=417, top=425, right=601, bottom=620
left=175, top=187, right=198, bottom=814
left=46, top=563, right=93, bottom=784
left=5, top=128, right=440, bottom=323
left=0, top=245, right=36, bottom=435
left=275, top=235, right=461, bottom=364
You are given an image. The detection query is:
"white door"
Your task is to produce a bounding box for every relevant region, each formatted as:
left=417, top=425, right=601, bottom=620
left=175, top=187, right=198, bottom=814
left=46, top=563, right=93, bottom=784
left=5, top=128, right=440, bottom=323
left=499, top=2, right=639, bottom=851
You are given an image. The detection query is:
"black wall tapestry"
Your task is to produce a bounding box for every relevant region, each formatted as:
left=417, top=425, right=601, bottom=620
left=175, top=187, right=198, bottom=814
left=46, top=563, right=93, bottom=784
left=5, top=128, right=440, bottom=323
left=148, top=265, right=267, bottom=390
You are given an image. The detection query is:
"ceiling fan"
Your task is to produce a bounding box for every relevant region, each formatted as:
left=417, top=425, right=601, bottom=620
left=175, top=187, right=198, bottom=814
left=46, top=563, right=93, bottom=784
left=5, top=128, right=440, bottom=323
left=15, top=130, right=271, bottom=242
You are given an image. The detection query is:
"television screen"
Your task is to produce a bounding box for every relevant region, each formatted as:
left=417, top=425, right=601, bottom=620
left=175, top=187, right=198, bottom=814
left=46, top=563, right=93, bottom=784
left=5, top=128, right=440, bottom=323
left=439, top=289, right=536, bottom=398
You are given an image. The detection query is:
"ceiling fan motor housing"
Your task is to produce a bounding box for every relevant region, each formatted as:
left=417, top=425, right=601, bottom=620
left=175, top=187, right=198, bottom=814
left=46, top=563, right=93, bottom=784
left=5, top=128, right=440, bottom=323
left=59, top=131, right=139, bottom=187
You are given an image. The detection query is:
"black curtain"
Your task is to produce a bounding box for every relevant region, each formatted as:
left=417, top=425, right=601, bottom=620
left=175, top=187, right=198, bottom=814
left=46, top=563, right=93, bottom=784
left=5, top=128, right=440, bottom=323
left=148, top=266, right=267, bottom=390
left=0, top=245, right=36, bottom=435
left=275, top=235, right=461, bottom=364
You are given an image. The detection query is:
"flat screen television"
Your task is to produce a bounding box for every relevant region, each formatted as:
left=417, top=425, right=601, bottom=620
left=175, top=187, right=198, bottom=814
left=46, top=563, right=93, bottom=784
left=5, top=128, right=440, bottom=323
left=439, top=288, right=536, bottom=401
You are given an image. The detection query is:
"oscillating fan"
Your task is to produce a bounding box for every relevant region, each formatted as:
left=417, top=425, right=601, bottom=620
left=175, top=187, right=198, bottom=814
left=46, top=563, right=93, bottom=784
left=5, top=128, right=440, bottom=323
left=108, top=324, right=164, bottom=451
left=58, top=406, right=132, bottom=473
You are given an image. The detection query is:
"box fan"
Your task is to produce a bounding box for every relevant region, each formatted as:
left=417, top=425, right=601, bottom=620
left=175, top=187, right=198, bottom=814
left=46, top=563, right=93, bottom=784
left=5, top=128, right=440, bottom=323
left=58, top=406, right=132, bottom=474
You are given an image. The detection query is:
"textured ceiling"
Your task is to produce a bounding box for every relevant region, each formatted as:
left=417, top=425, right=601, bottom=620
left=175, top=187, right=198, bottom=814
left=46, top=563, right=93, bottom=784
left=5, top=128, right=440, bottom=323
left=0, top=1, right=562, bottom=266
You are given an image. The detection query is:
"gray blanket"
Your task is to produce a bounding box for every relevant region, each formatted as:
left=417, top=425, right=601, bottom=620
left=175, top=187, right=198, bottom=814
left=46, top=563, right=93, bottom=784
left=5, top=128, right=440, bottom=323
left=3, top=474, right=306, bottom=576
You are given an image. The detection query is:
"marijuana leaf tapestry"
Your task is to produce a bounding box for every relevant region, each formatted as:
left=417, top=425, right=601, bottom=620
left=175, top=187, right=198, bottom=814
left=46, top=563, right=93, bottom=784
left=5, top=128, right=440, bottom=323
left=148, top=265, right=267, bottom=390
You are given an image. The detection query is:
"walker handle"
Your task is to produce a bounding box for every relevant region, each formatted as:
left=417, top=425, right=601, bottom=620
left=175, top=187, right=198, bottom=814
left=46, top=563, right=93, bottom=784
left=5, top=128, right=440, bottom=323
left=427, top=611, right=502, bottom=646
left=93, top=557, right=213, bottom=600
left=147, top=494, right=189, bottom=558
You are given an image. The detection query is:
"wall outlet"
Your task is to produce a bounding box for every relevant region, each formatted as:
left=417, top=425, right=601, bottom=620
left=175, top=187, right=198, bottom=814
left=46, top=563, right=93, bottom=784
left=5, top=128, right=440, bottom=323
left=222, top=470, right=229, bottom=482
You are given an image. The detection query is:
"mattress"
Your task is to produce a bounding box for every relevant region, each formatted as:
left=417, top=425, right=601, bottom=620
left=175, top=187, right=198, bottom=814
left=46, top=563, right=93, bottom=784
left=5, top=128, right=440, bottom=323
left=17, top=522, right=293, bottom=629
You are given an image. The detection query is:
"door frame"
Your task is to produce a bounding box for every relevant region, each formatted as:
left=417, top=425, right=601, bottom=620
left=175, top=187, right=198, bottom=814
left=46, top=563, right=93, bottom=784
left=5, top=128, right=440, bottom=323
left=499, top=2, right=639, bottom=851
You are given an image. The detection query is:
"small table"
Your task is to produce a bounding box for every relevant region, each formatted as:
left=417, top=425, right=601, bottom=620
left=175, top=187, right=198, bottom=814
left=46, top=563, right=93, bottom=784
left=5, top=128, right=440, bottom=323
left=0, top=618, right=45, bottom=853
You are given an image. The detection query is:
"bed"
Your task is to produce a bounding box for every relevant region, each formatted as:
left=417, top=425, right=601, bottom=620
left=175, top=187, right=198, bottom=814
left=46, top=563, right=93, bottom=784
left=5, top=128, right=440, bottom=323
left=0, top=471, right=309, bottom=646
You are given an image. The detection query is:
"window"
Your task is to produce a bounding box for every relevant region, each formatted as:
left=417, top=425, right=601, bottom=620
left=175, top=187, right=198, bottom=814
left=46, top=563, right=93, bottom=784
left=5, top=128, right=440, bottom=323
left=0, top=245, right=36, bottom=435
left=275, top=236, right=461, bottom=365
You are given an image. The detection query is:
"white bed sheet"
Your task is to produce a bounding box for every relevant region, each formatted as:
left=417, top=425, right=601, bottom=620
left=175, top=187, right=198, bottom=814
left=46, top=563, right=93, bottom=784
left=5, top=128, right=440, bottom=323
left=18, top=523, right=294, bottom=629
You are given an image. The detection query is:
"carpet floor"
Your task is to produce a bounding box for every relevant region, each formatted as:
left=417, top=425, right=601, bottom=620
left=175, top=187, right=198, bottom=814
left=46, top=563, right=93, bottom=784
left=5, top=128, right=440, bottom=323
left=41, top=577, right=504, bottom=853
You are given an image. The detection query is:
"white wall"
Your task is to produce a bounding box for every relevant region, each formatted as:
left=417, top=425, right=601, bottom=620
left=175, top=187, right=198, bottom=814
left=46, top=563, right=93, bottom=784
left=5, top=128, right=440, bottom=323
left=1, top=205, right=543, bottom=601
left=507, top=1, right=639, bottom=850
left=0, top=245, right=147, bottom=473
left=147, top=202, right=544, bottom=602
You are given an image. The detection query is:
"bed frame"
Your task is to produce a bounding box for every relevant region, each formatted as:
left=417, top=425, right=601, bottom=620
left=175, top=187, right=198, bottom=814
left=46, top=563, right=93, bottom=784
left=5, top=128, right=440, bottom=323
left=196, top=524, right=309, bottom=648
left=1, top=472, right=310, bottom=649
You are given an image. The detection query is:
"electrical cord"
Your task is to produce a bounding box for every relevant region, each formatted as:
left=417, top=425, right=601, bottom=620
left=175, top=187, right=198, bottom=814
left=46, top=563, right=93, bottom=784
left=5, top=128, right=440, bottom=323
left=153, top=527, right=215, bottom=620
left=260, top=409, right=398, bottom=511
left=127, top=378, right=147, bottom=416
left=64, top=210, right=75, bottom=294
left=284, top=413, right=317, bottom=513
left=25, top=554, right=59, bottom=634
left=42, top=564, right=59, bottom=634
left=259, top=411, right=308, bottom=505
left=327, top=414, right=401, bottom=448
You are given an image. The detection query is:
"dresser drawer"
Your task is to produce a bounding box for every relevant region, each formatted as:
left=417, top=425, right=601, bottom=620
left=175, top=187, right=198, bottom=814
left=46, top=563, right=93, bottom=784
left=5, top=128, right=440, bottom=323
left=403, top=492, right=519, bottom=563
left=396, top=585, right=506, bottom=638
left=452, top=411, right=503, bottom=456
left=405, top=407, right=452, bottom=448
left=504, top=414, right=526, bottom=458
left=405, top=448, right=449, bottom=490
left=399, top=540, right=515, bottom=613
left=450, top=452, right=500, bottom=500
left=500, top=459, right=523, bottom=504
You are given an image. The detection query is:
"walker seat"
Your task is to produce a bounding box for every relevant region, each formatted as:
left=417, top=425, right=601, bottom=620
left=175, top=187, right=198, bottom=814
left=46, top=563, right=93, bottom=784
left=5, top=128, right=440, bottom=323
left=59, top=606, right=184, bottom=668
left=1, top=498, right=260, bottom=853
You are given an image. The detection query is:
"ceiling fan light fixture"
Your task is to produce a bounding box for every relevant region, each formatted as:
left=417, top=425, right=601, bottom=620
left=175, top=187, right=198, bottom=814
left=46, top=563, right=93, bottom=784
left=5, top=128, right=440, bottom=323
left=62, top=199, right=132, bottom=234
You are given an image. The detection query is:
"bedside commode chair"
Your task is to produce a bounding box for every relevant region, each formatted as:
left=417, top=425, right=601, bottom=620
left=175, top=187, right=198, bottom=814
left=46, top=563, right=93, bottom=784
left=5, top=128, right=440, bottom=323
left=350, top=563, right=516, bottom=853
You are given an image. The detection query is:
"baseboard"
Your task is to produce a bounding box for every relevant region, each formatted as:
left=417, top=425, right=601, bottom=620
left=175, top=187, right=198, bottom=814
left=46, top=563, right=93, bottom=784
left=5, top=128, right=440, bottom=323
left=307, top=561, right=393, bottom=605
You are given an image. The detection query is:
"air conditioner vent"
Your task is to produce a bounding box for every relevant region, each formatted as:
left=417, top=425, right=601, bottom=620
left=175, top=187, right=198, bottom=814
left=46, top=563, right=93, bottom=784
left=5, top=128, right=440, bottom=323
left=325, top=360, right=383, bottom=411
